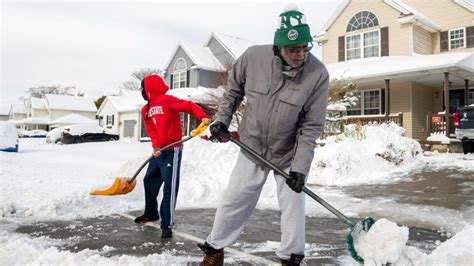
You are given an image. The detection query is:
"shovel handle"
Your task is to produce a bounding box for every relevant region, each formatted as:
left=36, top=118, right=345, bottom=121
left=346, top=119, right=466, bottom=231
left=127, top=122, right=208, bottom=184
left=228, top=134, right=356, bottom=228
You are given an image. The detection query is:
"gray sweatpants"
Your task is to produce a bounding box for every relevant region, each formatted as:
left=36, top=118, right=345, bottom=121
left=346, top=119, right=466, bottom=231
left=206, top=151, right=306, bottom=260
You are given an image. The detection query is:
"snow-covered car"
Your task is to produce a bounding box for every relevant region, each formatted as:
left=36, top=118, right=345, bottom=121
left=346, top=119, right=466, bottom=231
left=46, top=127, right=64, bottom=144
left=0, top=121, right=19, bottom=152
left=61, top=124, right=119, bottom=144
left=21, top=129, right=48, bottom=138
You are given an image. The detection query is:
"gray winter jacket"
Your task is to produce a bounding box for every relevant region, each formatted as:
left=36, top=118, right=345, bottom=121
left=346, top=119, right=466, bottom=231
left=215, top=44, right=329, bottom=176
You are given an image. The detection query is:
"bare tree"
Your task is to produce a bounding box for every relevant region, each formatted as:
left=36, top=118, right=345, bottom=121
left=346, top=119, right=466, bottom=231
left=120, top=68, right=165, bottom=91
left=26, top=85, right=83, bottom=98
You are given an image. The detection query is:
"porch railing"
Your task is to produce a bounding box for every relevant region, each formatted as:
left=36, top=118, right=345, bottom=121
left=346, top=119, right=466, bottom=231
left=346, top=113, right=403, bottom=127
left=426, top=113, right=455, bottom=136
left=322, top=112, right=403, bottom=139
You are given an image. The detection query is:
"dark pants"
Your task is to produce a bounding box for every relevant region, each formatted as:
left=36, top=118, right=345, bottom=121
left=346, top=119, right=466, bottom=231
left=143, top=147, right=182, bottom=228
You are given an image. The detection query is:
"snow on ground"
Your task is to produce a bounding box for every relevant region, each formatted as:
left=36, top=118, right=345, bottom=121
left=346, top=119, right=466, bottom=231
left=1, top=123, right=473, bottom=264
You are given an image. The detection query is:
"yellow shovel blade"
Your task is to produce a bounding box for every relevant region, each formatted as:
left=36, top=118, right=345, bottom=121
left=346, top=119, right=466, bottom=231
left=90, top=177, right=137, bottom=196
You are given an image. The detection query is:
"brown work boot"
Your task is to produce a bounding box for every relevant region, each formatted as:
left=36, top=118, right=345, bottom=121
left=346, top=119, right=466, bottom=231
left=198, top=242, right=224, bottom=266
left=281, top=253, right=305, bottom=266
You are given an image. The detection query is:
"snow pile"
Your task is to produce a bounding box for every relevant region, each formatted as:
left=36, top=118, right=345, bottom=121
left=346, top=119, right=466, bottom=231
left=311, top=123, right=422, bottom=186
left=0, top=121, right=18, bottom=149
left=354, top=219, right=474, bottom=266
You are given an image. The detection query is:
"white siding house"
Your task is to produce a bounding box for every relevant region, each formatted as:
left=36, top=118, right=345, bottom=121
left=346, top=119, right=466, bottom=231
left=96, top=90, right=146, bottom=141
left=45, top=94, right=97, bottom=129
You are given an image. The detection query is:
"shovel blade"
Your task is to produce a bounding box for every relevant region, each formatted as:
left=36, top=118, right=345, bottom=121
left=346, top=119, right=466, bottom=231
left=90, top=177, right=137, bottom=196
left=347, top=217, right=375, bottom=263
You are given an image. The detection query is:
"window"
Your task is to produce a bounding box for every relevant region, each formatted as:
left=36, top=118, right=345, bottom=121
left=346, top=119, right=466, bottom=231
left=172, top=58, right=187, bottom=89
left=347, top=89, right=382, bottom=116
left=346, top=11, right=379, bottom=32
left=469, top=89, right=474, bottom=106
left=346, top=30, right=380, bottom=60
left=449, top=28, right=465, bottom=49
left=106, top=115, right=114, bottom=126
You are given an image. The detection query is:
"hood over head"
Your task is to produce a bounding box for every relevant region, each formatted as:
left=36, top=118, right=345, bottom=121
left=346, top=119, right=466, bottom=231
left=142, top=74, right=169, bottom=100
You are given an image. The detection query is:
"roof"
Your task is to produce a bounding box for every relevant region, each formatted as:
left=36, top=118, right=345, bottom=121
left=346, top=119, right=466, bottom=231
left=166, top=86, right=224, bottom=105
left=29, top=97, right=47, bottom=109
left=327, top=52, right=473, bottom=85
left=315, top=0, right=441, bottom=40
left=49, top=114, right=97, bottom=125
left=204, top=32, right=253, bottom=60
left=99, top=90, right=146, bottom=113
left=10, top=103, right=26, bottom=114
left=163, top=32, right=253, bottom=73
left=45, top=94, right=97, bottom=112
left=14, top=116, right=50, bottom=125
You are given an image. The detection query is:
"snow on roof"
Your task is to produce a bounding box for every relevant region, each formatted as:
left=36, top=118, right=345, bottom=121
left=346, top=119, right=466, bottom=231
left=49, top=114, right=97, bottom=125
left=327, top=53, right=474, bottom=83
left=29, top=97, right=47, bottom=109
left=11, top=103, right=26, bottom=114
left=14, top=116, right=50, bottom=125
left=45, top=94, right=97, bottom=112
left=180, top=42, right=225, bottom=72
left=166, top=86, right=224, bottom=105
left=207, top=32, right=253, bottom=60
left=107, top=91, right=146, bottom=113
left=0, top=105, right=10, bottom=116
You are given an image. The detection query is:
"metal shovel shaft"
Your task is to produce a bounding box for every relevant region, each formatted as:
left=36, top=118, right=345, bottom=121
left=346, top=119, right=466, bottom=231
left=229, top=136, right=356, bottom=228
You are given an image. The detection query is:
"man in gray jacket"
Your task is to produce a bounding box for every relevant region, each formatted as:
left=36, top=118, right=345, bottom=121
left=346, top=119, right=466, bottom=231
left=199, top=6, right=329, bottom=266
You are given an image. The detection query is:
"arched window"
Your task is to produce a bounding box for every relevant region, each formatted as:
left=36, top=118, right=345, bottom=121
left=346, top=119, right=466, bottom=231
left=172, top=58, right=187, bottom=89
left=345, top=11, right=380, bottom=60
left=346, top=11, right=379, bottom=32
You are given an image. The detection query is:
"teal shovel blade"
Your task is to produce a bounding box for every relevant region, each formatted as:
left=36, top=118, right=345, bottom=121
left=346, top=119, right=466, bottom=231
left=347, top=217, right=375, bottom=263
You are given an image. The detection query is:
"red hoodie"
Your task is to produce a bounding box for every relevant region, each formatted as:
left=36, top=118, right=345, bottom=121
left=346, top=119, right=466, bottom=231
left=141, top=75, right=207, bottom=150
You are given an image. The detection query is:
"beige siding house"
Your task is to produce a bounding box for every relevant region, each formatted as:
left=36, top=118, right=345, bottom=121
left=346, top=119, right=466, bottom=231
left=315, top=0, right=473, bottom=141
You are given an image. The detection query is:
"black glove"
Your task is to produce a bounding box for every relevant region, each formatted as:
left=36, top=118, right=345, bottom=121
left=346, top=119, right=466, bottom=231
left=286, top=171, right=305, bottom=193
left=209, top=121, right=230, bottom=142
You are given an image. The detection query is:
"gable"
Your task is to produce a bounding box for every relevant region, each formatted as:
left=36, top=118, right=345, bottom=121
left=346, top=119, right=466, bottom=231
left=164, top=45, right=194, bottom=75
left=206, top=36, right=236, bottom=69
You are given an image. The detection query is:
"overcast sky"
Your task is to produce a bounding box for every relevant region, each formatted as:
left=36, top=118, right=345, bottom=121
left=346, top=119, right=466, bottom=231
left=1, top=0, right=343, bottom=107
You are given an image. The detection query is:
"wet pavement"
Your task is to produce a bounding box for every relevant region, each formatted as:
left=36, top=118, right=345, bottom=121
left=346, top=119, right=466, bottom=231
left=15, top=169, right=473, bottom=265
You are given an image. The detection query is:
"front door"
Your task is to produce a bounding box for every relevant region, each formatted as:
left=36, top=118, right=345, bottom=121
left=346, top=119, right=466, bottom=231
left=449, top=89, right=465, bottom=114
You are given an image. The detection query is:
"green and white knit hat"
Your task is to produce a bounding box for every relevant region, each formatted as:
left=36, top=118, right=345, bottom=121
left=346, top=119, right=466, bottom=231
left=273, top=4, right=313, bottom=46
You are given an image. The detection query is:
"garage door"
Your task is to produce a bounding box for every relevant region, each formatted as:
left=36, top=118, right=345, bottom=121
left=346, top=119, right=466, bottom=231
left=123, top=120, right=135, bottom=138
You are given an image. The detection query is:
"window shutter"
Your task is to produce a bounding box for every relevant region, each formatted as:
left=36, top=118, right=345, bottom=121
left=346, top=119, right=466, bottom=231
left=381, top=27, right=389, bottom=56
left=466, top=26, right=474, bottom=48
left=170, top=74, right=174, bottom=89
left=440, top=31, right=449, bottom=52
left=186, top=70, right=190, bottom=87
left=112, top=115, right=114, bottom=125
left=338, top=36, right=345, bottom=62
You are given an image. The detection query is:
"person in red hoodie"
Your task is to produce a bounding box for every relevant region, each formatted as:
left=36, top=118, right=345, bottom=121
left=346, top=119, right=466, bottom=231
left=136, top=74, right=208, bottom=238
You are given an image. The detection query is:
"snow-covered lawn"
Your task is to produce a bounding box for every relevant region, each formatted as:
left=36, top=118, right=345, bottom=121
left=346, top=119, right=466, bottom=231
left=1, top=123, right=473, bottom=265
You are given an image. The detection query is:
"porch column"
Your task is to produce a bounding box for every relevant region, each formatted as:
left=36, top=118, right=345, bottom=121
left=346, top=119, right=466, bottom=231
left=444, top=72, right=450, bottom=137
left=385, top=79, right=390, bottom=117
left=465, top=79, right=470, bottom=106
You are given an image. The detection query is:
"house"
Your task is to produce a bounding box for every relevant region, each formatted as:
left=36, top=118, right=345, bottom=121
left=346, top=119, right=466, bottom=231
left=314, top=0, right=473, bottom=141
left=96, top=90, right=146, bottom=141
left=45, top=94, right=97, bottom=129
left=162, top=32, right=253, bottom=135
left=24, top=97, right=49, bottom=130
left=8, top=103, right=27, bottom=121
left=0, top=105, right=10, bottom=121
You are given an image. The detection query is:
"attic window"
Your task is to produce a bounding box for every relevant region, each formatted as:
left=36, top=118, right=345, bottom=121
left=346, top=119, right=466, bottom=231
left=173, top=58, right=187, bottom=89
left=346, top=11, right=379, bottom=32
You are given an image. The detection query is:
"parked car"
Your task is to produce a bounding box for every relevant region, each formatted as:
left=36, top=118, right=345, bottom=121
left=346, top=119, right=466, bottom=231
left=46, top=127, right=65, bottom=144
left=61, top=124, right=119, bottom=144
left=454, top=105, right=474, bottom=154
left=21, top=129, right=48, bottom=138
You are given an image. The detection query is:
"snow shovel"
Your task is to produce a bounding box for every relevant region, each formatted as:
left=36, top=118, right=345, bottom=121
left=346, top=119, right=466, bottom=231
left=90, top=121, right=209, bottom=196
left=225, top=132, right=374, bottom=263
